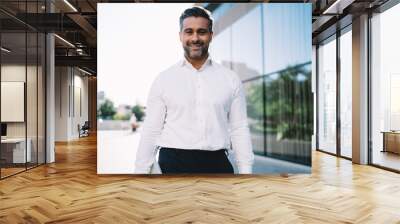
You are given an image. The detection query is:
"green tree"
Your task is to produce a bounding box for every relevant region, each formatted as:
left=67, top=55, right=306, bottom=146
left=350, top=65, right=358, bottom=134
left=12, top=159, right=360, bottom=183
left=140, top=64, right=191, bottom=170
left=265, top=64, right=312, bottom=140
left=245, top=81, right=264, bottom=134
left=246, top=82, right=263, bottom=120
left=99, top=99, right=116, bottom=120
left=131, top=104, right=145, bottom=121
left=245, top=63, right=312, bottom=141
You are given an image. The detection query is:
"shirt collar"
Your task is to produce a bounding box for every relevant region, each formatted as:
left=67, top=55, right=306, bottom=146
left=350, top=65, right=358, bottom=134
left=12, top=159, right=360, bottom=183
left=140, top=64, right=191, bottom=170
left=181, top=54, right=213, bottom=70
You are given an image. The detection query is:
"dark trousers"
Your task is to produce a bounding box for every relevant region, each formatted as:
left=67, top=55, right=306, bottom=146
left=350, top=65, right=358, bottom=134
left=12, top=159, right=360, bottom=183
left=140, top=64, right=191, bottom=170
left=158, top=147, right=234, bottom=174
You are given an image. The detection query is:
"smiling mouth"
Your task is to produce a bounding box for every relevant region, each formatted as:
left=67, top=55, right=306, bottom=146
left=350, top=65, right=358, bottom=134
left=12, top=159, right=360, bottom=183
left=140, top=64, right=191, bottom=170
left=190, top=45, right=202, bottom=50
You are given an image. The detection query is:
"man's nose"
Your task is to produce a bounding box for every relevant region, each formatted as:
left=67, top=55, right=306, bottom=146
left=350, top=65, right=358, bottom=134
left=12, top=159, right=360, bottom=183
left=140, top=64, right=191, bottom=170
left=191, top=32, right=199, bottom=42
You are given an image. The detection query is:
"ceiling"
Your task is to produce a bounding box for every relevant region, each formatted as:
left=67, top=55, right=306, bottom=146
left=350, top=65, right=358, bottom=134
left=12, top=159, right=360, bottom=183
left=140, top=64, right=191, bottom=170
left=310, top=0, right=389, bottom=44
left=0, top=0, right=102, bottom=74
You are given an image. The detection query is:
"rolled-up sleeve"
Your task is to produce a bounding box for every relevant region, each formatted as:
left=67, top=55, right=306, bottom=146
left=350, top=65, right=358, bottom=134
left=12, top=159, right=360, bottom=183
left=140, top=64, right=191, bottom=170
left=134, top=75, right=166, bottom=173
left=228, top=77, right=255, bottom=174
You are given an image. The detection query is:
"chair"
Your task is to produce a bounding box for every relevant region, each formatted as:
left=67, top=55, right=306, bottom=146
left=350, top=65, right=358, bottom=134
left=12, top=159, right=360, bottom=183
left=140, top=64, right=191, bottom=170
left=79, top=121, right=90, bottom=138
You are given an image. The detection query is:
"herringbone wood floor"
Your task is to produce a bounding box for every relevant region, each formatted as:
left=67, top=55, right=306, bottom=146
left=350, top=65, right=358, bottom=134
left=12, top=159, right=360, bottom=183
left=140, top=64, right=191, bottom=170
left=0, top=134, right=400, bottom=223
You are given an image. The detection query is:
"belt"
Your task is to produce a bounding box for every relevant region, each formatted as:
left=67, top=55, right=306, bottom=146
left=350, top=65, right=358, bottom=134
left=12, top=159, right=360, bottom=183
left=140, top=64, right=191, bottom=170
left=159, top=147, right=229, bottom=155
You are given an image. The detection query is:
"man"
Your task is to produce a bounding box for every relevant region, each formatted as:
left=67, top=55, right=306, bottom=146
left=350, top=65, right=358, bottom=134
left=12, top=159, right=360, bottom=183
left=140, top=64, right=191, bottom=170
left=135, top=6, right=254, bottom=174
left=130, top=113, right=138, bottom=132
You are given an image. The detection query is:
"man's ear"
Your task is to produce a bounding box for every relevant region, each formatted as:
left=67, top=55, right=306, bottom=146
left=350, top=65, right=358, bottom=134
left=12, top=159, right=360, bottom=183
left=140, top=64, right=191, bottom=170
left=179, top=31, right=183, bottom=43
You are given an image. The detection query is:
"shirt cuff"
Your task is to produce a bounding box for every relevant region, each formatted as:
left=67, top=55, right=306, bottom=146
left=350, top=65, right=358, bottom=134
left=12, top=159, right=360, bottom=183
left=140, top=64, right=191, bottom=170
left=238, top=164, right=252, bottom=174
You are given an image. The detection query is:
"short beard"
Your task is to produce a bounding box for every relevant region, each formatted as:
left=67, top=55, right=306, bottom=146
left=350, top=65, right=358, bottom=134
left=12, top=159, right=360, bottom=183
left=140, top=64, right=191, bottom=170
left=183, top=45, right=209, bottom=61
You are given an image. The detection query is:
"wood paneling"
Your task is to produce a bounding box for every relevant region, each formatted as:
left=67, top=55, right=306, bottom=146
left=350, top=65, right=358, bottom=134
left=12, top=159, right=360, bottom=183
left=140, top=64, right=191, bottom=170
left=88, top=77, right=97, bottom=132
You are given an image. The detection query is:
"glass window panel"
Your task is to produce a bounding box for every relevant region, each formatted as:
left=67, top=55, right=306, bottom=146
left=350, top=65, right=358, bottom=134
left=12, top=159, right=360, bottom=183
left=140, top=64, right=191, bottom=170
left=210, top=3, right=311, bottom=172
left=317, top=36, right=337, bottom=154
left=340, top=28, right=352, bottom=158
left=263, top=4, right=312, bottom=73
left=27, top=31, right=38, bottom=169
left=1, top=31, right=27, bottom=178
left=38, top=32, right=45, bottom=165
left=371, top=3, right=400, bottom=171
left=264, top=63, right=312, bottom=167
left=231, top=5, right=263, bottom=80
left=0, top=1, right=46, bottom=179
left=209, top=27, right=232, bottom=70
left=263, top=4, right=312, bottom=167
left=244, top=79, right=264, bottom=156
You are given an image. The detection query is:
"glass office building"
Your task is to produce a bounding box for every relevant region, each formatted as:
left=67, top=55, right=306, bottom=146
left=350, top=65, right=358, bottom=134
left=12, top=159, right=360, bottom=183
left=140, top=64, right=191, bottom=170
left=210, top=0, right=400, bottom=173
left=209, top=3, right=312, bottom=171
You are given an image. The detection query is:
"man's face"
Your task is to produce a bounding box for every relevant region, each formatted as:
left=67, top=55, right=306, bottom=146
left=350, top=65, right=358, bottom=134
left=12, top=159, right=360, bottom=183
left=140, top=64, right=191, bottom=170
left=180, top=16, right=213, bottom=61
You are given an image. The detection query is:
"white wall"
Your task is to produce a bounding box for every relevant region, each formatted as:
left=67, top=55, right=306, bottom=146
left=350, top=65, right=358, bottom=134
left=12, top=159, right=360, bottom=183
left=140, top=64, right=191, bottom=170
left=1, top=65, right=40, bottom=137
left=55, top=66, right=69, bottom=141
left=1, top=63, right=47, bottom=164
left=73, top=73, right=89, bottom=136
left=1, top=65, right=26, bottom=137
left=55, top=67, right=89, bottom=141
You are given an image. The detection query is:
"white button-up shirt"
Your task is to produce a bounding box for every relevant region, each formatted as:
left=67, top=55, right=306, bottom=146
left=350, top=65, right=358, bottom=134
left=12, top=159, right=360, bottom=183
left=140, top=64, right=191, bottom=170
left=135, top=56, right=254, bottom=174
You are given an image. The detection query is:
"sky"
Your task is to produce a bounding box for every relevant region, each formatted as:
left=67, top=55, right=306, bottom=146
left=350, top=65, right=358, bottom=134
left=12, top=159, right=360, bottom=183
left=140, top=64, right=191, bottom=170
left=98, top=3, right=192, bottom=106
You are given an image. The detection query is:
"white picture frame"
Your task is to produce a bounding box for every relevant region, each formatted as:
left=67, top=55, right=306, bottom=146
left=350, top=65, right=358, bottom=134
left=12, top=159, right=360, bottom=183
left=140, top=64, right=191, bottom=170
left=1, top=81, right=25, bottom=122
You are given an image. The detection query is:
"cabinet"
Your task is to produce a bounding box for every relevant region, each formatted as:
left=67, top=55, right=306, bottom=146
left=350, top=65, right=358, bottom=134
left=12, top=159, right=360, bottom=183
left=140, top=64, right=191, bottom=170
left=382, top=132, right=400, bottom=154
left=0, top=138, right=32, bottom=164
